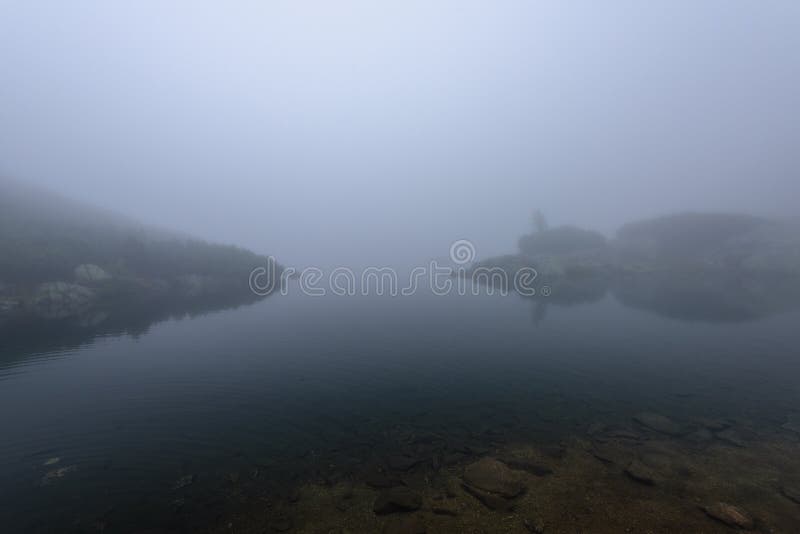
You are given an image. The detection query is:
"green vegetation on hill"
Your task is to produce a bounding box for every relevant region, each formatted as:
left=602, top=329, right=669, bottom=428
left=474, top=211, right=800, bottom=287
left=0, top=178, right=278, bottom=320
left=616, top=212, right=768, bottom=259
left=518, top=225, right=608, bottom=257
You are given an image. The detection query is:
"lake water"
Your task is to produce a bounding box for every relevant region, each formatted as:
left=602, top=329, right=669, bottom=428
left=2, top=283, right=800, bottom=533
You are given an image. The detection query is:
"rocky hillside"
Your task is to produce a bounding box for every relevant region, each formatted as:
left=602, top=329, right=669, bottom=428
left=615, top=212, right=800, bottom=274
left=471, top=212, right=800, bottom=283
left=0, top=178, right=279, bottom=321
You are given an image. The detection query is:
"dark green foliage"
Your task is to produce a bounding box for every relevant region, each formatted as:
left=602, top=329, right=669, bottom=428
left=0, top=178, right=271, bottom=288
left=518, top=225, right=607, bottom=256
left=616, top=212, right=769, bottom=258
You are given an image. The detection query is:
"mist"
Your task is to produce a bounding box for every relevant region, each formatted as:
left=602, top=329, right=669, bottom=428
left=2, top=1, right=798, bottom=267
left=6, top=4, right=800, bottom=533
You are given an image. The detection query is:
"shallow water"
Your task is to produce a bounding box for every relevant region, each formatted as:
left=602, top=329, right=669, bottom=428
left=2, top=287, right=800, bottom=532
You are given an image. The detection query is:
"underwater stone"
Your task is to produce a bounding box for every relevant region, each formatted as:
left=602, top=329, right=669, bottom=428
left=714, top=429, right=746, bottom=448
left=40, top=465, right=77, bottom=486
left=462, top=457, right=525, bottom=498
left=373, top=486, right=422, bottom=514
left=625, top=460, right=657, bottom=486
left=431, top=500, right=459, bottom=516
left=780, top=484, right=800, bottom=504
left=633, top=412, right=684, bottom=436
left=461, top=483, right=515, bottom=511
left=498, top=455, right=553, bottom=477
left=701, top=502, right=755, bottom=530
left=382, top=514, right=426, bottom=534
left=523, top=517, right=545, bottom=533
left=172, top=474, right=194, bottom=491
left=694, top=417, right=732, bottom=432
left=591, top=441, right=632, bottom=466
left=387, top=454, right=422, bottom=472
left=270, top=515, right=293, bottom=532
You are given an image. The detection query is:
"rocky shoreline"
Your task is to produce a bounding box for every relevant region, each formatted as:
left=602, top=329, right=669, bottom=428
left=41, top=408, right=797, bottom=533
left=0, top=263, right=268, bottom=327
left=189, top=410, right=800, bottom=534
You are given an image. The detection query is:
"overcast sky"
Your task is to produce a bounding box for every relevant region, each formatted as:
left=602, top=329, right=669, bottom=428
left=1, top=1, right=798, bottom=266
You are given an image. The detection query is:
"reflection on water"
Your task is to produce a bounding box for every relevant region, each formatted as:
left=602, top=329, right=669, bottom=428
left=612, top=272, right=800, bottom=323
left=526, top=271, right=800, bottom=325
left=0, top=292, right=264, bottom=370
left=1, top=277, right=800, bottom=533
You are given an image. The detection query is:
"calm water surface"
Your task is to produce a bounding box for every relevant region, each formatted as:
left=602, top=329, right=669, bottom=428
left=2, top=288, right=800, bottom=532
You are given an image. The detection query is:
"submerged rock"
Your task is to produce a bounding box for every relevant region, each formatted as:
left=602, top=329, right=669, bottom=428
left=444, top=477, right=461, bottom=498
left=431, top=500, right=459, bottom=516
left=462, top=458, right=525, bottom=498
left=781, top=414, right=800, bottom=435
left=591, top=441, right=632, bottom=466
left=383, top=514, right=426, bottom=534
left=694, top=417, right=732, bottom=432
left=442, top=452, right=467, bottom=466
left=522, top=517, right=545, bottom=533
left=461, top=483, right=515, bottom=511
left=633, top=412, right=684, bottom=436
left=684, top=428, right=714, bottom=448
left=172, top=474, right=194, bottom=491
left=540, top=443, right=567, bottom=459
left=715, top=429, right=746, bottom=448
left=498, top=455, right=553, bottom=477
left=387, top=454, right=422, bottom=472
left=461, top=458, right=525, bottom=511
left=40, top=464, right=77, bottom=486
left=373, top=487, right=422, bottom=514
left=780, top=484, right=800, bottom=504
left=586, top=422, right=606, bottom=436
left=603, top=427, right=642, bottom=441
left=363, top=465, right=403, bottom=489
left=625, top=460, right=657, bottom=486
left=270, top=515, right=293, bottom=532
left=701, top=502, right=755, bottom=530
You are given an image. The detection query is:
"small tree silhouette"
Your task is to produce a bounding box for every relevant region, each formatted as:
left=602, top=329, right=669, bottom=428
left=531, top=209, right=548, bottom=233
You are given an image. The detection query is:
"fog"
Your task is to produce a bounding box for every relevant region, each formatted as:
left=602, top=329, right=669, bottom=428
left=1, top=1, right=798, bottom=267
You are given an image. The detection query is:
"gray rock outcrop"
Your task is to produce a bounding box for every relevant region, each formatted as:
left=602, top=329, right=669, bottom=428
left=74, top=264, right=111, bottom=283
left=32, top=282, right=96, bottom=319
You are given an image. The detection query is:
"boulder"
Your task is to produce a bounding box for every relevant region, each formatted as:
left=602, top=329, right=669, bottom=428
left=431, top=501, right=459, bottom=516
left=781, top=414, right=800, bottom=435
left=591, top=441, right=632, bottom=466
left=387, top=454, right=422, bottom=472
left=74, top=264, right=111, bottom=283
left=172, top=474, right=195, bottom=491
left=633, top=412, right=684, bottom=436
left=701, top=502, right=754, bottom=530
left=40, top=465, right=77, bottom=486
left=31, top=282, right=95, bottom=319
left=363, top=465, right=403, bottom=489
left=625, top=460, right=657, bottom=486
left=463, top=458, right=525, bottom=498
left=461, top=483, right=515, bottom=511
left=714, top=429, right=746, bottom=448
left=780, top=484, right=800, bottom=504
left=383, top=515, right=426, bottom=534
left=497, top=454, right=553, bottom=476
left=373, top=487, right=422, bottom=514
